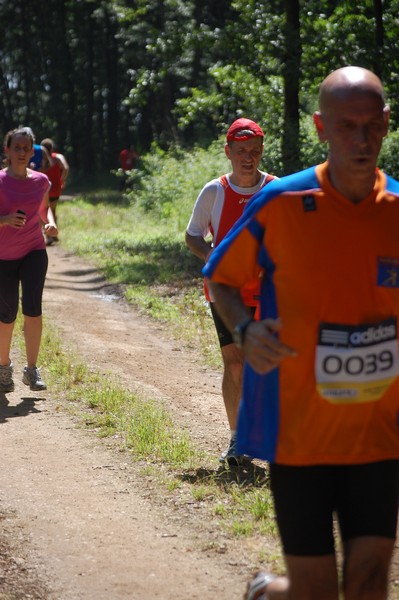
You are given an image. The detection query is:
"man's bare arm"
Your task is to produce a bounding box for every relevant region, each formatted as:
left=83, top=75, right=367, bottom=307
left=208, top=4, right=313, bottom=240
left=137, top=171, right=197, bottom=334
left=185, top=232, right=213, bottom=262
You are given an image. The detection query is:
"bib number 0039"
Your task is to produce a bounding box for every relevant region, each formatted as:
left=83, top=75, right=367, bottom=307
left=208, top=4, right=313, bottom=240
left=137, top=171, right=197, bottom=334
left=315, top=318, right=399, bottom=403
left=322, top=349, right=393, bottom=377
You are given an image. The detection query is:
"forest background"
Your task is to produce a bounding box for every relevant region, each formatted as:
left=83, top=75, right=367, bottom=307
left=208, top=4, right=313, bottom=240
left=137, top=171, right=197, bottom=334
left=2, top=3, right=399, bottom=594
left=1, top=0, right=399, bottom=179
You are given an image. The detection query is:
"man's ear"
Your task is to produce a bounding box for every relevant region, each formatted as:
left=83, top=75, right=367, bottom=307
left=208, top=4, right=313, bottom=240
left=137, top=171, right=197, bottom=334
left=224, top=143, right=231, bottom=160
left=313, top=111, right=327, bottom=142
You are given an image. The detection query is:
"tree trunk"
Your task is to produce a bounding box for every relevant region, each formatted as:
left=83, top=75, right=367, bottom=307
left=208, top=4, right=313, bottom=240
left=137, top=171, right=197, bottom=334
left=105, top=9, right=119, bottom=169
left=83, top=6, right=95, bottom=173
left=282, top=0, right=302, bottom=174
left=373, top=0, right=384, bottom=79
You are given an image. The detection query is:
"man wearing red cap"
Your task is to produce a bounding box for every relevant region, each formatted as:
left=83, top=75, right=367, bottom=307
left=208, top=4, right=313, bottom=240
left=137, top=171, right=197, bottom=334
left=185, top=118, right=277, bottom=465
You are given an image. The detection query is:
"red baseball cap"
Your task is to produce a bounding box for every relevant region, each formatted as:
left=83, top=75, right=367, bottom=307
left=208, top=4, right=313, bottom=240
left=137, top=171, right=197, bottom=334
left=226, top=118, right=264, bottom=142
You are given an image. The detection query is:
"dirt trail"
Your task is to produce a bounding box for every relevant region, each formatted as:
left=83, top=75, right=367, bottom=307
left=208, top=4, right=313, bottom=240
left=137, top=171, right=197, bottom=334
left=0, top=244, right=249, bottom=599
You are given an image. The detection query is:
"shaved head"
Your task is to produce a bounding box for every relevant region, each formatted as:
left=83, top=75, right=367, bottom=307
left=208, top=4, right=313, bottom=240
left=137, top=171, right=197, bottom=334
left=313, top=66, right=389, bottom=203
left=319, top=66, right=385, bottom=114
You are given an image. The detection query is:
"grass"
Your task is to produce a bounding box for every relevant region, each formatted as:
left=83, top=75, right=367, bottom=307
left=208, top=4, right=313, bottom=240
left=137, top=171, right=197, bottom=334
left=39, top=324, right=199, bottom=467
left=17, top=317, right=280, bottom=572
left=56, top=204, right=220, bottom=367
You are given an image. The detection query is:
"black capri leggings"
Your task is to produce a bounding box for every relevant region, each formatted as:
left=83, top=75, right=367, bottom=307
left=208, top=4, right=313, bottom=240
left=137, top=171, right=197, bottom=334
left=0, top=249, right=48, bottom=323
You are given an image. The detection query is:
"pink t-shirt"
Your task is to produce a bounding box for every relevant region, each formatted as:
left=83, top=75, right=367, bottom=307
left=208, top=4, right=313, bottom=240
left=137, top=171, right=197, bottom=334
left=0, top=169, right=50, bottom=260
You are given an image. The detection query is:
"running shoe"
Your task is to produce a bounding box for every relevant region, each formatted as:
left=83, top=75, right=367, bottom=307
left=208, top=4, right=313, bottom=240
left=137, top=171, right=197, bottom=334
left=245, top=572, right=277, bottom=600
left=219, top=438, right=245, bottom=466
left=0, top=361, right=14, bottom=393
left=22, top=366, right=47, bottom=391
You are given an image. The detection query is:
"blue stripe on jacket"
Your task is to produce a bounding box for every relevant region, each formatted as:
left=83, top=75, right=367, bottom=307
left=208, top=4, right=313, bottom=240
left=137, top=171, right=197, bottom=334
left=203, top=166, right=320, bottom=461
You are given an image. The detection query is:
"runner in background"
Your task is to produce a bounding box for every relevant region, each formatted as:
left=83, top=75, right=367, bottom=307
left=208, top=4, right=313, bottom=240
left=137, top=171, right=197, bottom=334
left=41, top=138, right=70, bottom=246
left=29, top=142, right=51, bottom=172
left=185, top=118, right=278, bottom=466
left=118, top=145, right=139, bottom=190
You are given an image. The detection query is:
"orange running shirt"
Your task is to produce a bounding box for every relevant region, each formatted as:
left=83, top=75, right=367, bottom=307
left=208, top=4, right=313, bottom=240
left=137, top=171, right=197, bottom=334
left=204, top=162, right=399, bottom=465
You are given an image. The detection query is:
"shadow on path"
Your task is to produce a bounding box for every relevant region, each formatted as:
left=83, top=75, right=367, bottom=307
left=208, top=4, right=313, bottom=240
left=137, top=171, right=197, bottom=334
left=44, top=262, right=124, bottom=297
left=179, top=460, right=269, bottom=489
left=0, top=395, right=44, bottom=423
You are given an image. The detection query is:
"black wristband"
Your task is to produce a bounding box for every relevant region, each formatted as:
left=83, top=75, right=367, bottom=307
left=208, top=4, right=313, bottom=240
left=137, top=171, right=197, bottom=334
left=232, top=317, right=254, bottom=348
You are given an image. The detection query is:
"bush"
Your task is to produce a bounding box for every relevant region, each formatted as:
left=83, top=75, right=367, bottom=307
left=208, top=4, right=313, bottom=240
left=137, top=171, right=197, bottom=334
left=300, top=114, right=328, bottom=170
left=124, top=141, right=229, bottom=231
left=379, top=130, right=399, bottom=180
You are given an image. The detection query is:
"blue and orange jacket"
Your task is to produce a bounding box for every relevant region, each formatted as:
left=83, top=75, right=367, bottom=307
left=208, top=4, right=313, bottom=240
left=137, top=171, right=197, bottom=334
left=204, top=162, right=399, bottom=465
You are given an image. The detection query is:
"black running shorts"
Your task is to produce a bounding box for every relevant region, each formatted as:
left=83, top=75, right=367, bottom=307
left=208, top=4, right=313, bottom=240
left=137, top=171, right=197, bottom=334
left=269, top=460, right=399, bottom=556
left=210, top=302, right=255, bottom=348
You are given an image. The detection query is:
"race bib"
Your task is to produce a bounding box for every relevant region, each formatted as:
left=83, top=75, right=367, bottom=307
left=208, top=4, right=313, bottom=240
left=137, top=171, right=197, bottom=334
left=315, top=318, right=399, bottom=404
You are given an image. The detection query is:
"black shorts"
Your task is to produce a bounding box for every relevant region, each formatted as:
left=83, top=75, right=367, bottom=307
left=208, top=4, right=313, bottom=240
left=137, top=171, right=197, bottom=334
left=0, top=249, right=48, bottom=322
left=210, top=302, right=256, bottom=348
left=269, top=460, right=399, bottom=556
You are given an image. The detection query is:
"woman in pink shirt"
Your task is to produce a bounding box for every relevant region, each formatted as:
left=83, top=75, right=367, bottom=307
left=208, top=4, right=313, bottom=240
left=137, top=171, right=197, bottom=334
left=0, top=126, right=58, bottom=393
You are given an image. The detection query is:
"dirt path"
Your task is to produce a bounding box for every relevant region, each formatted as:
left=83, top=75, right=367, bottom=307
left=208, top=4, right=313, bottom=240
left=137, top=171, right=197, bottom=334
left=2, top=244, right=399, bottom=599
left=0, top=244, right=249, bottom=599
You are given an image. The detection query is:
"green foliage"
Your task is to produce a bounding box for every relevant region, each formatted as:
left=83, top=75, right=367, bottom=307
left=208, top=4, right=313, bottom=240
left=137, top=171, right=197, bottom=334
left=1, top=1, right=399, bottom=170
left=125, top=141, right=229, bottom=227
left=301, top=1, right=379, bottom=93
left=174, top=89, right=224, bottom=146
left=379, top=131, right=399, bottom=180
left=229, top=0, right=284, bottom=75
left=175, top=66, right=284, bottom=149
left=231, top=520, right=254, bottom=537
left=300, top=114, right=328, bottom=169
